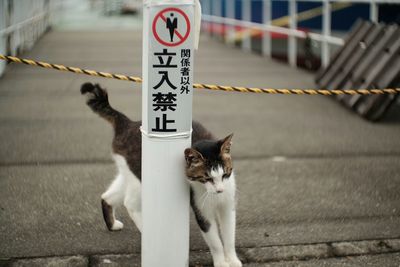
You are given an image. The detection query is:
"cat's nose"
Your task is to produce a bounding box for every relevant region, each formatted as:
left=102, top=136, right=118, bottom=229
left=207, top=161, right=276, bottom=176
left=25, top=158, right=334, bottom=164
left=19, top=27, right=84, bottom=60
left=215, top=182, right=224, bottom=193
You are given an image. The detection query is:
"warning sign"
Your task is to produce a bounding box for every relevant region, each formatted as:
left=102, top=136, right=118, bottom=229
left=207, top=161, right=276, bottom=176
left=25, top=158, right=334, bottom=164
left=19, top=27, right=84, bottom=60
left=144, top=5, right=194, bottom=135
left=152, top=7, right=191, bottom=47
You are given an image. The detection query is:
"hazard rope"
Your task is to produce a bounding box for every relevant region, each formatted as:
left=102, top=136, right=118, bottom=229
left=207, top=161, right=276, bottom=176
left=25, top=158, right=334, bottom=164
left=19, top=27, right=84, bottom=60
left=1, top=54, right=399, bottom=95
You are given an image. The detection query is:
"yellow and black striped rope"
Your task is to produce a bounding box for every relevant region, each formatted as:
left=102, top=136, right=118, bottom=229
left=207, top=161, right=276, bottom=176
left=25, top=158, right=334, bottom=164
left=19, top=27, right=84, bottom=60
left=193, top=84, right=400, bottom=95
left=0, top=54, right=143, bottom=83
left=1, top=54, right=399, bottom=95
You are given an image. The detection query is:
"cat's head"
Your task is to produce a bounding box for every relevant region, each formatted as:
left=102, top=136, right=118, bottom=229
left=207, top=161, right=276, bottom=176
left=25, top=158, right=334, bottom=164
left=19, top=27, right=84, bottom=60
left=184, top=134, right=233, bottom=194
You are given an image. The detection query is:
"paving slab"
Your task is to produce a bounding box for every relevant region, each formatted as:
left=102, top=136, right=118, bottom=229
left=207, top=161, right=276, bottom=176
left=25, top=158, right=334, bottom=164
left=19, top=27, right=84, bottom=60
left=7, top=256, right=88, bottom=267
left=242, top=244, right=331, bottom=263
left=3, top=244, right=400, bottom=267
left=90, top=254, right=140, bottom=267
left=244, top=252, right=400, bottom=267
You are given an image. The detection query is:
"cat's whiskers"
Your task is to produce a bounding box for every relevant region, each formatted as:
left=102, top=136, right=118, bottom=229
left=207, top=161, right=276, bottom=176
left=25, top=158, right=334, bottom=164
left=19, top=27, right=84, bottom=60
left=198, top=190, right=208, bottom=206
left=201, top=191, right=210, bottom=210
left=210, top=192, right=218, bottom=208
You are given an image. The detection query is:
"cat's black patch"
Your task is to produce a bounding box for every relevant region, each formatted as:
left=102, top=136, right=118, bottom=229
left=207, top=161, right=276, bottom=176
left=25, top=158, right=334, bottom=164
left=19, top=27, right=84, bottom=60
left=192, top=140, right=223, bottom=170
left=81, top=83, right=127, bottom=125
left=222, top=173, right=230, bottom=179
left=80, top=82, right=95, bottom=94
left=191, top=138, right=233, bottom=179
left=190, top=188, right=211, bottom=232
left=101, top=199, right=115, bottom=231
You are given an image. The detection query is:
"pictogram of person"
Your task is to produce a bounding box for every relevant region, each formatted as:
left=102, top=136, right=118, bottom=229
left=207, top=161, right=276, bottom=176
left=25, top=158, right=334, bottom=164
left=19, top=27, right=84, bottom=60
left=166, top=13, right=178, bottom=42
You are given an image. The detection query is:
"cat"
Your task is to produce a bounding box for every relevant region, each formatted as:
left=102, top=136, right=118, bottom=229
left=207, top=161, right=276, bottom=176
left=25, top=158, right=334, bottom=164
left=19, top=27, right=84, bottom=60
left=80, top=82, right=242, bottom=267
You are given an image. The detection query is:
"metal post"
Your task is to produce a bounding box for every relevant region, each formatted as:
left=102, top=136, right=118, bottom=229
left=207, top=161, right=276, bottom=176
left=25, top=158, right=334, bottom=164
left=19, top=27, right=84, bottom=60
left=242, top=0, right=251, bottom=52
left=0, top=0, right=7, bottom=76
left=322, top=0, right=331, bottom=68
left=201, top=0, right=211, bottom=35
left=262, top=0, right=272, bottom=57
left=288, top=0, right=297, bottom=67
left=209, top=0, right=214, bottom=36
left=213, top=0, right=222, bottom=39
left=370, top=1, right=378, bottom=23
left=142, top=1, right=195, bottom=266
left=226, top=0, right=236, bottom=45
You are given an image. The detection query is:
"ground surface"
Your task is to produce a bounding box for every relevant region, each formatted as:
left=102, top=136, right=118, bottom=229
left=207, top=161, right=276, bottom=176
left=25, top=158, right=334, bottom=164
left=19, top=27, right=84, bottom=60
left=1, top=5, right=400, bottom=267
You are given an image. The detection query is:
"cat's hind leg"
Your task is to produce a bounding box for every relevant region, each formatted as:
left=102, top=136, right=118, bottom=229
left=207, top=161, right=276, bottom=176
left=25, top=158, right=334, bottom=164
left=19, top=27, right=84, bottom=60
left=123, top=177, right=142, bottom=233
left=101, top=173, right=125, bottom=231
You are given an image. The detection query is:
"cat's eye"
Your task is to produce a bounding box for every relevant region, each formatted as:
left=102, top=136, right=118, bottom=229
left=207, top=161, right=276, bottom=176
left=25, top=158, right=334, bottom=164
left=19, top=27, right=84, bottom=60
left=222, top=173, right=230, bottom=179
left=205, top=177, right=214, bottom=183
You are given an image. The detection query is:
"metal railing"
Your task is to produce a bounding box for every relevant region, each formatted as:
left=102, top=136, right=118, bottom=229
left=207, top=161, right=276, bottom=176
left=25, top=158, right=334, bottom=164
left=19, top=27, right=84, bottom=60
left=0, top=0, right=63, bottom=76
left=200, top=0, right=400, bottom=68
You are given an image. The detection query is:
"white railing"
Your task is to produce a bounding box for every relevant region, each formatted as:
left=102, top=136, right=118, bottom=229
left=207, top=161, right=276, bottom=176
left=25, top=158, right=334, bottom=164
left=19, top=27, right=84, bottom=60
left=201, top=0, right=400, bottom=68
left=0, top=0, right=63, bottom=76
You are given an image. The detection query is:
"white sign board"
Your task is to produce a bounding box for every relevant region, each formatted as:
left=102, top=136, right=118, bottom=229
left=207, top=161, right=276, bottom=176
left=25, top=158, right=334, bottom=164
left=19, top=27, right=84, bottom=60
left=141, top=2, right=195, bottom=266
left=145, top=5, right=194, bottom=136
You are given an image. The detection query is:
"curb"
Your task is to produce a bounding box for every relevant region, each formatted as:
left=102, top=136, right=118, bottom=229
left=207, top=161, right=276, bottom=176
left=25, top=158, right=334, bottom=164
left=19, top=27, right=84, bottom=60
left=1, top=239, right=400, bottom=267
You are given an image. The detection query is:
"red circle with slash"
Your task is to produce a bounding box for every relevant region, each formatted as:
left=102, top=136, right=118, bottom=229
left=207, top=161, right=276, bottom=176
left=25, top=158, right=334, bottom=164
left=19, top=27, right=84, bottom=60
left=152, top=7, right=191, bottom=47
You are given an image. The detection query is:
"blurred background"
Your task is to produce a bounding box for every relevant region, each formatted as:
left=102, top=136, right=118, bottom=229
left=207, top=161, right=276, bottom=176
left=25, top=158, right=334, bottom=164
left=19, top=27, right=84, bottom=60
left=0, top=0, right=143, bottom=61
left=1, top=0, right=399, bottom=121
left=2, top=0, right=400, bottom=70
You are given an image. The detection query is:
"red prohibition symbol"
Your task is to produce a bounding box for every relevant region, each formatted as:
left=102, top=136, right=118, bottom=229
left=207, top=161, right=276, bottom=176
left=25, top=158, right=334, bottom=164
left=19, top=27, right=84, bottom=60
left=152, top=7, right=191, bottom=47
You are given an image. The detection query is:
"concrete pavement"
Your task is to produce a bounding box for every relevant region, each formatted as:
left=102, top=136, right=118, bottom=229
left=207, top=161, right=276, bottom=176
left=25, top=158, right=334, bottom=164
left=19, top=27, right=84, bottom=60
left=0, top=29, right=400, bottom=266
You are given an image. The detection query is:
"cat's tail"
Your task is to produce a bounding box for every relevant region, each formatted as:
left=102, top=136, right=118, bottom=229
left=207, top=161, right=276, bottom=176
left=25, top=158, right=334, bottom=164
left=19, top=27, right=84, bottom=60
left=80, top=83, right=123, bottom=124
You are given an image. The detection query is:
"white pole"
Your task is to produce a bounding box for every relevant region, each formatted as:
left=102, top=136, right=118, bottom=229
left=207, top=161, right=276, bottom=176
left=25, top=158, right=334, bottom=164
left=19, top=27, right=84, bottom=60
left=226, top=0, right=236, bottom=45
left=209, top=0, right=214, bottom=36
left=213, top=0, right=222, bottom=39
left=322, top=0, right=331, bottom=68
left=370, top=1, right=378, bottom=23
left=262, top=0, right=272, bottom=57
left=0, top=0, right=7, bottom=76
left=142, top=1, right=195, bottom=266
left=288, top=0, right=297, bottom=67
left=242, top=0, right=251, bottom=52
left=202, top=0, right=211, bottom=35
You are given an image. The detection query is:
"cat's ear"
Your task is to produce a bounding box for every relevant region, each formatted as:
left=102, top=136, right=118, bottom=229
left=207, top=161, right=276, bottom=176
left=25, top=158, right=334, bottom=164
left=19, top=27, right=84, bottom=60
left=220, top=133, right=233, bottom=155
left=184, top=148, right=205, bottom=166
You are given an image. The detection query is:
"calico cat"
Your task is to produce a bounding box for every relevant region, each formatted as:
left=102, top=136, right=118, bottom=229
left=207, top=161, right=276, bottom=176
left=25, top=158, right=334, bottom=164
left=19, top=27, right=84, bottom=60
left=81, top=83, right=242, bottom=267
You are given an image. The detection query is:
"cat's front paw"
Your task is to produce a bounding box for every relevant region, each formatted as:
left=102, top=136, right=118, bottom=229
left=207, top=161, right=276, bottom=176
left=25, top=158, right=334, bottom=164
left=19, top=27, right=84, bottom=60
left=227, top=256, right=242, bottom=267
left=111, top=220, right=124, bottom=231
